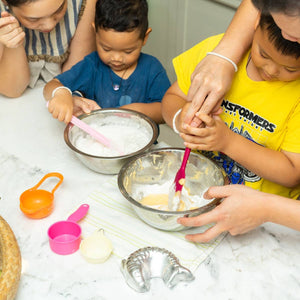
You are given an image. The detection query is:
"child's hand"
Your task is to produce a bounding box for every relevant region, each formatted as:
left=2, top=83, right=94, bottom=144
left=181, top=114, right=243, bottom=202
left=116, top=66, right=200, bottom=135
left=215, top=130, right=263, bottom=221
left=73, top=97, right=101, bottom=116
left=48, top=94, right=73, bottom=124
left=180, top=103, right=202, bottom=131
left=0, top=12, right=25, bottom=48
left=181, top=113, right=232, bottom=152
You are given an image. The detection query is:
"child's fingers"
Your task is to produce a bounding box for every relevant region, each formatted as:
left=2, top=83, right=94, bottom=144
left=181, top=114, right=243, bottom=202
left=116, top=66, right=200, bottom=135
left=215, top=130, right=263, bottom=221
left=189, top=115, right=202, bottom=127
left=73, top=97, right=92, bottom=114
left=81, top=104, right=92, bottom=114
left=212, top=107, right=223, bottom=115
left=48, top=102, right=71, bottom=123
left=183, top=141, right=210, bottom=151
left=57, top=112, right=66, bottom=123
left=90, top=101, right=101, bottom=110
left=180, top=130, right=214, bottom=150
left=180, top=135, right=209, bottom=150
left=64, top=111, right=73, bottom=124
left=83, top=98, right=101, bottom=110
left=195, top=112, right=215, bottom=126
left=181, top=125, right=208, bottom=137
left=56, top=109, right=71, bottom=123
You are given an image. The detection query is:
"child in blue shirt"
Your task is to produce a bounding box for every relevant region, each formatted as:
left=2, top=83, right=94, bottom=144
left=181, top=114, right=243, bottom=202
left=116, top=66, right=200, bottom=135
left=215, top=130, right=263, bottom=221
left=44, top=0, right=170, bottom=124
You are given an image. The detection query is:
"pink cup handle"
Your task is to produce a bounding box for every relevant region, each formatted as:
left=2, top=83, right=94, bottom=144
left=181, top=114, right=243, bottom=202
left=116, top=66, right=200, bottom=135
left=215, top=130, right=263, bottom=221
left=67, top=204, right=89, bottom=223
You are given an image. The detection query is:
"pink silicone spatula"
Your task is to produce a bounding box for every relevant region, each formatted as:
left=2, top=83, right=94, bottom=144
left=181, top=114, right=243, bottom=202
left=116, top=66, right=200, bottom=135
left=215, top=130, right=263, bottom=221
left=169, top=148, right=191, bottom=210
left=174, top=148, right=191, bottom=192
left=70, top=116, right=124, bottom=155
left=70, top=115, right=111, bottom=148
left=46, top=101, right=122, bottom=154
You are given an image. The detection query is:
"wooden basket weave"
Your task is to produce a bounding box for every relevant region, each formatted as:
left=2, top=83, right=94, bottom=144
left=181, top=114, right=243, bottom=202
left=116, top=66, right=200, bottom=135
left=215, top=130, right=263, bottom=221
left=0, top=215, right=21, bottom=300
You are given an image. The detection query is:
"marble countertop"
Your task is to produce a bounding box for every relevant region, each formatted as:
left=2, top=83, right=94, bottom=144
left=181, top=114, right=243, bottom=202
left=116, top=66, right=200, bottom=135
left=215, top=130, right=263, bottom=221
left=1, top=85, right=300, bottom=300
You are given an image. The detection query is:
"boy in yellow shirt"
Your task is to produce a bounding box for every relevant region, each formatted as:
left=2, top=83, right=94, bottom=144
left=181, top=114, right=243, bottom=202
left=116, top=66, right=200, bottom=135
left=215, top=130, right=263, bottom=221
left=162, top=14, right=300, bottom=199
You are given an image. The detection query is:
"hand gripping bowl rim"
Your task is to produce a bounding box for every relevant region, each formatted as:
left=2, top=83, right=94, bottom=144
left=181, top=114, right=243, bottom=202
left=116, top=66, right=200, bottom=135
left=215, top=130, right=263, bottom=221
left=117, top=147, right=229, bottom=215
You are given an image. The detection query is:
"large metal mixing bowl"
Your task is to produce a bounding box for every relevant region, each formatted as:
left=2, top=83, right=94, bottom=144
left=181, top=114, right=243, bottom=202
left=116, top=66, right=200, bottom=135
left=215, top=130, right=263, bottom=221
left=64, top=109, right=159, bottom=174
left=118, top=148, right=227, bottom=231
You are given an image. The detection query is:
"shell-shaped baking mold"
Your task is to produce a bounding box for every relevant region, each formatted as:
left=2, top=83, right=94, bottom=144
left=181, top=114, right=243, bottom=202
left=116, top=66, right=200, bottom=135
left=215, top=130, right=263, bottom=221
left=121, top=246, right=195, bottom=292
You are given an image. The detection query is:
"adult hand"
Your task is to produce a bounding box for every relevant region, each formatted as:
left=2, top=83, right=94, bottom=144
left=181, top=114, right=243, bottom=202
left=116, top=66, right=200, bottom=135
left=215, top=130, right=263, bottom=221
left=0, top=11, right=25, bottom=48
left=184, top=55, right=235, bottom=127
left=177, top=185, right=267, bottom=242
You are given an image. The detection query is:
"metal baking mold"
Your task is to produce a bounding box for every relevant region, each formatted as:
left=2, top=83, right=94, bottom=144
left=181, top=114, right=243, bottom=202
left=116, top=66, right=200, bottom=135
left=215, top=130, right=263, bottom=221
left=121, top=246, right=195, bottom=292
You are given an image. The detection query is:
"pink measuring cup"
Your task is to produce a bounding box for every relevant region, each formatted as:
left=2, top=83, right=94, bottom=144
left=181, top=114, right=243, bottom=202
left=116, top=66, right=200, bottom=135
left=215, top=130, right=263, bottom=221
left=48, top=204, right=89, bottom=255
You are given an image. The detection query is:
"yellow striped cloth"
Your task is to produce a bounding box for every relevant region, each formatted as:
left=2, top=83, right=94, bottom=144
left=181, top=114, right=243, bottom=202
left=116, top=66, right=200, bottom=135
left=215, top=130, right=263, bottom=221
left=82, top=176, right=226, bottom=272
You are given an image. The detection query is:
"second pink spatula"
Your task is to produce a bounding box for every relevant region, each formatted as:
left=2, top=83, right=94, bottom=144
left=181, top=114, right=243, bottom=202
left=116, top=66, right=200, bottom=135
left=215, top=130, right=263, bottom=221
left=174, top=148, right=191, bottom=192
left=46, top=101, right=122, bottom=154
left=70, top=115, right=111, bottom=148
left=70, top=116, right=124, bottom=155
left=168, top=148, right=191, bottom=210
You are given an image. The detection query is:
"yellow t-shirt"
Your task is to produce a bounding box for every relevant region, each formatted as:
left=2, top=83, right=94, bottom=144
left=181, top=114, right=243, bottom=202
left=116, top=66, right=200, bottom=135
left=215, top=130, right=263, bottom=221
left=173, top=34, right=300, bottom=199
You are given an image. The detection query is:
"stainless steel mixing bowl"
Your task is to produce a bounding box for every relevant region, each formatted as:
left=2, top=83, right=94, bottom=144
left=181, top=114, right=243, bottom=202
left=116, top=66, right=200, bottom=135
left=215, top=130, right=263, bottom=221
left=64, top=109, right=159, bottom=174
left=118, top=148, right=228, bottom=231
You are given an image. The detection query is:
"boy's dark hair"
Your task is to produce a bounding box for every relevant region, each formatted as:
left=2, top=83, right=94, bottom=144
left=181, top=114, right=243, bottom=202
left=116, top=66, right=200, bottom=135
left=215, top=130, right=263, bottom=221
left=259, top=14, right=300, bottom=59
left=252, top=0, right=300, bottom=16
left=95, top=0, right=148, bottom=39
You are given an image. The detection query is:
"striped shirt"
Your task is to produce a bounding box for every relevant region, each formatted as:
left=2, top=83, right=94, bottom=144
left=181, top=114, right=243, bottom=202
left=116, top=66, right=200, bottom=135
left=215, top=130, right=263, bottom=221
left=0, top=0, right=85, bottom=87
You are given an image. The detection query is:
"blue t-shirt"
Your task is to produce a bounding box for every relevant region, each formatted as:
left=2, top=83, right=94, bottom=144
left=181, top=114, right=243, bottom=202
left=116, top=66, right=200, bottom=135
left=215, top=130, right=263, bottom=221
left=56, top=52, right=170, bottom=107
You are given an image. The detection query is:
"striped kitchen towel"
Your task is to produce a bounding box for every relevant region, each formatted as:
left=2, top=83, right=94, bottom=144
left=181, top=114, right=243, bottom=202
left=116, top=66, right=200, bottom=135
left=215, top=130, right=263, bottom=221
left=82, top=176, right=226, bottom=272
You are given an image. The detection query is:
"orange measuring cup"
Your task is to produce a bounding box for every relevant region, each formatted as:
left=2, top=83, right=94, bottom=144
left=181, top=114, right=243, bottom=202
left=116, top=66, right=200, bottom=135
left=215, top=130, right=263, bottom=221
left=20, top=172, right=64, bottom=219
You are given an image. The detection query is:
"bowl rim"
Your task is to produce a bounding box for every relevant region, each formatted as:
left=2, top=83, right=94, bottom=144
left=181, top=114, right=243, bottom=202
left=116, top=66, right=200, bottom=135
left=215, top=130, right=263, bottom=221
left=64, top=108, right=159, bottom=159
left=117, top=147, right=227, bottom=215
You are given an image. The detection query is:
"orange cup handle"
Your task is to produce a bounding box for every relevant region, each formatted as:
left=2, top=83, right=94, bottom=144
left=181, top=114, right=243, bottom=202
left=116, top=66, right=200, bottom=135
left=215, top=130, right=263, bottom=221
left=31, top=172, right=64, bottom=195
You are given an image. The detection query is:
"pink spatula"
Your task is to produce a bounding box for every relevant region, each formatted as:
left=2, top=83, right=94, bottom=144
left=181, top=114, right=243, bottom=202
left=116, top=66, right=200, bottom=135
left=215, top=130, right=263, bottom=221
left=168, top=148, right=191, bottom=210
left=46, top=101, right=122, bottom=154
left=174, top=148, right=191, bottom=192
left=70, top=115, right=111, bottom=148
left=71, top=116, right=123, bottom=155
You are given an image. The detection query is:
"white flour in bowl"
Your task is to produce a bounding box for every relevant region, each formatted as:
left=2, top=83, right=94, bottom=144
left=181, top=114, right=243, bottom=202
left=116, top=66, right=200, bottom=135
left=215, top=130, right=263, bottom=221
left=73, top=121, right=152, bottom=157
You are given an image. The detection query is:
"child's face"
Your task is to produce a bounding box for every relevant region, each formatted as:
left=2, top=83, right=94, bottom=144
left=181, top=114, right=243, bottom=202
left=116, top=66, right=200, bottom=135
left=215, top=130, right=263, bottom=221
left=251, top=24, right=300, bottom=82
left=95, top=27, right=150, bottom=74
left=9, top=0, right=67, bottom=33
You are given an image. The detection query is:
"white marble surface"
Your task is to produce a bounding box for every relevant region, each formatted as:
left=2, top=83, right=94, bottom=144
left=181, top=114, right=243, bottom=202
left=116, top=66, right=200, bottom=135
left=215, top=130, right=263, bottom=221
left=1, top=85, right=300, bottom=300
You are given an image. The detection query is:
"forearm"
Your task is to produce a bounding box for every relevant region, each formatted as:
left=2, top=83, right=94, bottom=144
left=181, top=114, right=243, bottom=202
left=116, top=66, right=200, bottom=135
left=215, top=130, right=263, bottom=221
left=224, top=133, right=300, bottom=187
left=0, top=45, right=29, bottom=97
left=214, top=0, right=258, bottom=64
left=121, top=102, right=164, bottom=124
left=43, top=79, right=65, bottom=101
left=161, top=82, right=189, bottom=130
left=263, top=193, right=300, bottom=231
left=62, top=0, right=96, bottom=71
left=162, top=95, right=186, bottom=129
